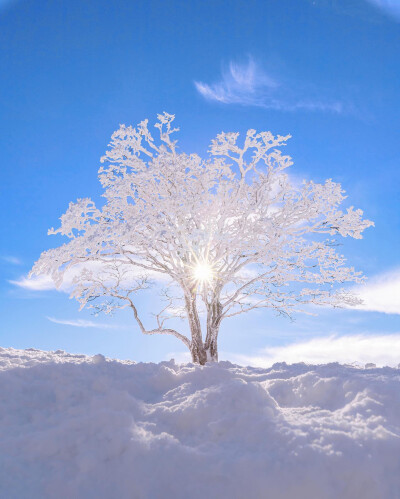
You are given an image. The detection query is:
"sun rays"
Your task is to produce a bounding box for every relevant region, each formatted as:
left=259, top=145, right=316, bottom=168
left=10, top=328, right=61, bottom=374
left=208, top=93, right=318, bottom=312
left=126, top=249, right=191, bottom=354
left=192, top=261, right=214, bottom=284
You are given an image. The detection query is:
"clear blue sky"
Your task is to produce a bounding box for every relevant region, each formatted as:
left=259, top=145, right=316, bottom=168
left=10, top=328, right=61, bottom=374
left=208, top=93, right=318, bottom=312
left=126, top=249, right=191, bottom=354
left=1, top=0, right=399, bottom=365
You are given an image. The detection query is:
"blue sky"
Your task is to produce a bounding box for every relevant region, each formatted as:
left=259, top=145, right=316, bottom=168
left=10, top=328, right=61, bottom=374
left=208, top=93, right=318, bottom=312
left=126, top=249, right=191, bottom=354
left=1, top=0, right=399, bottom=365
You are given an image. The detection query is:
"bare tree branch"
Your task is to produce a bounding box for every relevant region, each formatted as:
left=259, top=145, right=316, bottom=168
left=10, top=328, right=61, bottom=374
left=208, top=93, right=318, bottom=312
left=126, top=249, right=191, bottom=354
left=30, top=112, right=373, bottom=364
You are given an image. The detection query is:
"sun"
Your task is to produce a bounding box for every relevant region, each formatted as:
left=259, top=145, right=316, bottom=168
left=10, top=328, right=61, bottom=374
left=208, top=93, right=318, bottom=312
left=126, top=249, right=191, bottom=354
left=192, top=262, right=213, bottom=283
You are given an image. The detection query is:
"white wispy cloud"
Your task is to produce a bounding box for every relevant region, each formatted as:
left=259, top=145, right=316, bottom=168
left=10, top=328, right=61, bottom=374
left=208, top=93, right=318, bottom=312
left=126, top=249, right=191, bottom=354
left=10, top=274, right=62, bottom=291
left=353, top=268, right=400, bottom=315
left=47, top=316, right=118, bottom=329
left=195, top=57, right=343, bottom=113
left=195, top=58, right=278, bottom=106
left=2, top=256, right=22, bottom=265
left=10, top=261, right=168, bottom=293
left=365, top=0, right=400, bottom=20
left=226, top=333, right=400, bottom=367
left=10, top=262, right=111, bottom=293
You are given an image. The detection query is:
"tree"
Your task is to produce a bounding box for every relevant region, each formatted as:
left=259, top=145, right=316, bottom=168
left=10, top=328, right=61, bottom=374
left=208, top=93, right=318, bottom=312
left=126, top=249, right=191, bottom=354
left=30, top=113, right=373, bottom=365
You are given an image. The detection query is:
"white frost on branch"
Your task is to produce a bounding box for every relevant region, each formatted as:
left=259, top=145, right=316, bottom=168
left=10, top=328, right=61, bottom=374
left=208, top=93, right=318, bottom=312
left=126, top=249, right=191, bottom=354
left=30, top=113, right=373, bottom=364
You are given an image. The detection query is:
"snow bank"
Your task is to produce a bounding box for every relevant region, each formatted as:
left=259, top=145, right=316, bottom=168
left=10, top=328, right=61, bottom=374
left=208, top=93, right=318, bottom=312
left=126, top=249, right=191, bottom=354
left=0, top=347, right=399, bottom=499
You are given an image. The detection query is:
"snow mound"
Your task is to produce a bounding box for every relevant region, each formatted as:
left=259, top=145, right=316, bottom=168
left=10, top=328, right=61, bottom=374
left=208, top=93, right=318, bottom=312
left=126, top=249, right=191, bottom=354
left=0, top=347, right=399, bottom=499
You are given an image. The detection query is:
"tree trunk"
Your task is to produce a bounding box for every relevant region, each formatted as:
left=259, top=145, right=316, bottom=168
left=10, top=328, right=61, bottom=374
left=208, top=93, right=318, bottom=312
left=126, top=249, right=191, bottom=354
left=185, top=293, right=207, bottom=365
left=190, top=341, right=207, bottom=365
left=204, top=300, right=222, bottom=363
left=204, top=332, right=219, bottom=362
left=184, top=293, right=222, bottom=365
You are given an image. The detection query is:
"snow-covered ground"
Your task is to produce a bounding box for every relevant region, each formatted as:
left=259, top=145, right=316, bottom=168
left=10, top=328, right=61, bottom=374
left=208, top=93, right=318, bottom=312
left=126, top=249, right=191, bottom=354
left=0, top=347, right=399, bottom=499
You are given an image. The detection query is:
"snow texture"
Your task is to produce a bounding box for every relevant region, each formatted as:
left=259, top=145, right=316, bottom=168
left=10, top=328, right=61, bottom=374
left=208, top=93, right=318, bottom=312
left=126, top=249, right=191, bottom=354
left=0, top=347, right=399, bottom=499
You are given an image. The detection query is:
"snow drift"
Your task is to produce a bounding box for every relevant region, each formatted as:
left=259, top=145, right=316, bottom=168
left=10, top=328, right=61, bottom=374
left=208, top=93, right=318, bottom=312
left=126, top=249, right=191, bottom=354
left=0, top=347, right=399, bottom=499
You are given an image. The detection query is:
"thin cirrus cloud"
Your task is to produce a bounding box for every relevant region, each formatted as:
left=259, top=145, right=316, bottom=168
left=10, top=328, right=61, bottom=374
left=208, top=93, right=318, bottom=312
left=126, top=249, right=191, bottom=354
left=2, top=256, right=22, bottom=265
left=365, top=0, right=400, bottom=20
left=227, top=333, right=400, bottom=367
left=10, top=273, right=66, bottom=292
left=10, top=261, right=118, bottom=293
left=47, top=316, right=118, bottom=329
left=194, top=58, right=344, bottom=113
left=10, top=261, right=169, bottom=293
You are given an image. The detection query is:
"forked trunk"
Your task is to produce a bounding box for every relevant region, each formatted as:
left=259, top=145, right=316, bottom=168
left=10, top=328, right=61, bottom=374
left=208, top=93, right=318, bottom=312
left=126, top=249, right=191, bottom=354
left=187, top=298, right=222, bottom=364
left=185, top=293, right=207, bottom=365
left=190, top=341, right=207, bottom=365
left=185, top=293, right=222, bottom=365
left=189, top=334, right=219, bottom=364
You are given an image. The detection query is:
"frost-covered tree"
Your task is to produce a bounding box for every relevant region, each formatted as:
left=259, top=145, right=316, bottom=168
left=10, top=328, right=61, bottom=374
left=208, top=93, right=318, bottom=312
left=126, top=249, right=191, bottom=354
left=31, top=113, right=373, bottom=365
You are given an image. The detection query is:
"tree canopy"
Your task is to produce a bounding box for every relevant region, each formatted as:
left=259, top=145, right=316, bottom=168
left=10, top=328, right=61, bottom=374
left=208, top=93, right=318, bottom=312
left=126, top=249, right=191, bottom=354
left=31, top=113, right=373, bottom=364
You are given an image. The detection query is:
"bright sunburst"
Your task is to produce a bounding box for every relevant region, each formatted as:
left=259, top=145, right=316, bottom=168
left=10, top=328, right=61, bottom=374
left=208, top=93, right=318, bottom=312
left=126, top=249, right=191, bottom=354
left=192, top=262, right=213, bottom=283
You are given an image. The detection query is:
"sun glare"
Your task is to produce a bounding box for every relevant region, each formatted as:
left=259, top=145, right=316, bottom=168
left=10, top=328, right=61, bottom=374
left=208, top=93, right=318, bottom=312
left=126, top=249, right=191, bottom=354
left=193, top=262, right=213, bottom=283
